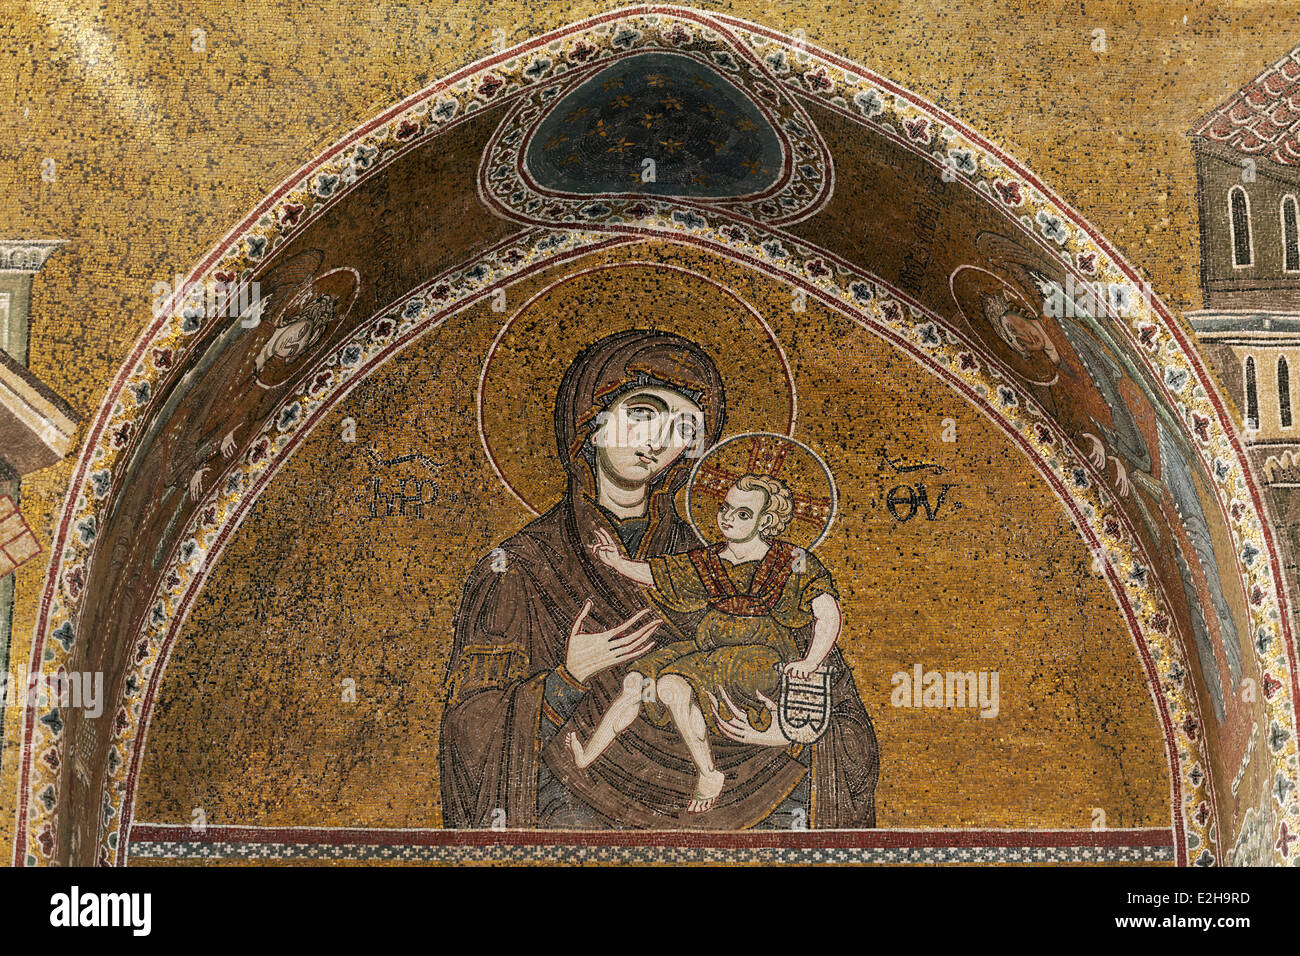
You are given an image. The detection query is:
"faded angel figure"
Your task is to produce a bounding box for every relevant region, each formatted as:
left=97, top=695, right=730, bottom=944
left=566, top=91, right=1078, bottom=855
left=440, top=330, right=879, bottom=828
left=570, top=473, right=843, bottom=813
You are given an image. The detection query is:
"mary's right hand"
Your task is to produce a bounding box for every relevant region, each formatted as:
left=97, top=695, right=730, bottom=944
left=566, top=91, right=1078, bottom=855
left=564, top=599, right=661, bottom=684
left=590, top=528, right=621, bottom=568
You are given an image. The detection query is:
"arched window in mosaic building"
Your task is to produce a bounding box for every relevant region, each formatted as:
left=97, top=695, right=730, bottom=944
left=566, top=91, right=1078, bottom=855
left=1281, top=356, right=1293, bottom=429
left=1230, top=185, right=1253, bottom=267
left=1283, top=195, right=1299, bottom=273
left=1244, top=355, right=1259, bottom=429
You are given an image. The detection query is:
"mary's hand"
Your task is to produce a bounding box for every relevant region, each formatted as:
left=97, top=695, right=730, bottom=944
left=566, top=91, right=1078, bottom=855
left=590, top=528, right=621, bottom=569
left=706, top=686, right=789, bottom=747
left=564, top=599, right=661, bottom=684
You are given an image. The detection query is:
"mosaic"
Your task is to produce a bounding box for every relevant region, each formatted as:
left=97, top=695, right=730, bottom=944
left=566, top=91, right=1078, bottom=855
left=2, top=4, right=1299, bottom=871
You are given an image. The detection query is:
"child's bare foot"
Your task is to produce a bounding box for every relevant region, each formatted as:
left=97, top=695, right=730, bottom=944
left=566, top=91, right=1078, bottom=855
left=687, top=768, right=725, bottom=813
left=566, top=731, right=592, bottom=770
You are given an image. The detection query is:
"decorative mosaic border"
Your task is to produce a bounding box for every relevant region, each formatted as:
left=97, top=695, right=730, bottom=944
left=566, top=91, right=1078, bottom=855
left=128, top=841, right=1175, bottom=865
left=126, top=824, right=1177, bottom=865
left=13, top=6, right=1297, bottom=868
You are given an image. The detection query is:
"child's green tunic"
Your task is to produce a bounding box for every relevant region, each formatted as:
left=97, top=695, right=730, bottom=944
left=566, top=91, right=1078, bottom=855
left=635, top=539, right=837, bottom=734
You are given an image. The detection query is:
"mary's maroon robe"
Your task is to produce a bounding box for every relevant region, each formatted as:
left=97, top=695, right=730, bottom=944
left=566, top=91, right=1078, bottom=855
left=439, top=330, right=879, bottom=828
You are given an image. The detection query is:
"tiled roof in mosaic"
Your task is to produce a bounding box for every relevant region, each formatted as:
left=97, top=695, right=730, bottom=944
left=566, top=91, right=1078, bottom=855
left=1192, top=43, right=1300, bottom=166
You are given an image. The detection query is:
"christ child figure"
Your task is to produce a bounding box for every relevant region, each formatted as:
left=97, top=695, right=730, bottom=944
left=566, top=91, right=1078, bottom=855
left=568, top=473, right=842, bottom=813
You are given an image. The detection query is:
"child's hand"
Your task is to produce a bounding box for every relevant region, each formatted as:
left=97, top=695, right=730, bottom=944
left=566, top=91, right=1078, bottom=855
left=783, top=658, right=821, bottom=680
left=591, top=528, right=621, bottom=568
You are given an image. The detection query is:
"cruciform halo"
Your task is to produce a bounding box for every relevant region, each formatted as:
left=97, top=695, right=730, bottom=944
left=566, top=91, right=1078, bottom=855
left=684, top=430, right=838, bottom=551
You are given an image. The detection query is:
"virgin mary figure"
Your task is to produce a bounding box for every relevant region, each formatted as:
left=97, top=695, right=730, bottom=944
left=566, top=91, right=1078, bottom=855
left=439, top=329, right=879, bottom=828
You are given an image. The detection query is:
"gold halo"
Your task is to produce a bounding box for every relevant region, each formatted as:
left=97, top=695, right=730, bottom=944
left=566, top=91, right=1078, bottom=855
left=685, top=431, right=837, bottom=551
left=950, top=263, right=1060, bottom=388
left=478, top=261, right=796, bottom=514
left=253, top=266, right=361, bottom=389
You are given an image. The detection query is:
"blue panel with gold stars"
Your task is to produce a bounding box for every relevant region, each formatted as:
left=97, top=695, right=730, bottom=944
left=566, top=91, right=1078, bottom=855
left=524, top=52, right=783, bottom=198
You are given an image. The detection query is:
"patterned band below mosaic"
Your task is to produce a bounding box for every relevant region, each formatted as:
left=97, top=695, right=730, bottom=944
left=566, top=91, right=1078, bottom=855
left=126, top=826, right=1176, bottom=864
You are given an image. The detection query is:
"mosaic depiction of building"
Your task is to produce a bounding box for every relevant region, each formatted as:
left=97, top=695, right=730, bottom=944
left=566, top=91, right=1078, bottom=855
left=4, top=8, right=1299, bottom=866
